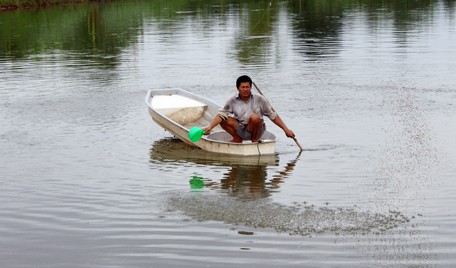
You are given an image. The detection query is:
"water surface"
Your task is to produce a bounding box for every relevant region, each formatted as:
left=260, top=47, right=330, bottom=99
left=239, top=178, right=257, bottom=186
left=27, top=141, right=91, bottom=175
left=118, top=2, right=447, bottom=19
left=1, top=0, right=456, bottom=267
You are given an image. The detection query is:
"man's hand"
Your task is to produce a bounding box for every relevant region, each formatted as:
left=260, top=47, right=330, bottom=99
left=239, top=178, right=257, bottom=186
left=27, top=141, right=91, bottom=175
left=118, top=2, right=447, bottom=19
left=284, top=128, right=295, bottom=138
left=202, top=126, right=212, bottom=134
left=202, top=114, right=225, bottom=135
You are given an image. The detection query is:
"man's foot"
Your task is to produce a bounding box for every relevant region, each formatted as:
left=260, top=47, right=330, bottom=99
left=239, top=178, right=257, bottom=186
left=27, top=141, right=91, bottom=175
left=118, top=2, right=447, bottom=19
left=229, top=138, right=243, bottom=143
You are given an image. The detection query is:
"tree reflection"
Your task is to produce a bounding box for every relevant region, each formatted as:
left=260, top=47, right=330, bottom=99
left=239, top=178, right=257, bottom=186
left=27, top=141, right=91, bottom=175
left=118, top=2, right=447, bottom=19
left=287, top=0, right=344, bottom=59
left=0, top=2, right=143, bottom=67
left=1, top=0, right=453, bottom=66
left=232, top=1, right=277, bottom=65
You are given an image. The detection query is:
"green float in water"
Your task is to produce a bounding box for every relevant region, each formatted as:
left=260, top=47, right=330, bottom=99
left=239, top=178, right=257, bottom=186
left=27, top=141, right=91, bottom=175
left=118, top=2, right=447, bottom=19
left=189, top=175, right=205, bottom=189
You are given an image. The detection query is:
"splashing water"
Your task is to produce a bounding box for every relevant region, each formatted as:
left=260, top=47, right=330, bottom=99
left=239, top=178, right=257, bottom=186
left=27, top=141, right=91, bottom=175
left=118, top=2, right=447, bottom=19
left=165, top=193, right=410, bottom=236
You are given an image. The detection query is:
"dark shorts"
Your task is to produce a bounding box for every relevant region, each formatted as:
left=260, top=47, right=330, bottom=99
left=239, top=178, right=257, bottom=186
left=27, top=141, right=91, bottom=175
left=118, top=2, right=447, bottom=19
left=236, top=121, right=266, bottom=140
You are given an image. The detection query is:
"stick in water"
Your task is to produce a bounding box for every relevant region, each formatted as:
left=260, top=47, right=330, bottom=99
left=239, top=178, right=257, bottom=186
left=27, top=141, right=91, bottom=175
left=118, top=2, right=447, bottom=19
left=252, top=82, right=303, bottom=151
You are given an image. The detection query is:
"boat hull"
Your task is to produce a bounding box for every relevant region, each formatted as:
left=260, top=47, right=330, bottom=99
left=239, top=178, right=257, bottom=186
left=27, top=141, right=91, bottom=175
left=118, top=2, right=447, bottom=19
left=150, top=138, right=279, bottom=166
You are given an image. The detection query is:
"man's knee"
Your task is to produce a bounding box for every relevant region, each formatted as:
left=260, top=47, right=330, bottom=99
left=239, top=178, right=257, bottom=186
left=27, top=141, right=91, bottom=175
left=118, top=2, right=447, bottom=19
left=221, top=117, right=237, bottom=129
left=249, top=114, right=263, bottom=126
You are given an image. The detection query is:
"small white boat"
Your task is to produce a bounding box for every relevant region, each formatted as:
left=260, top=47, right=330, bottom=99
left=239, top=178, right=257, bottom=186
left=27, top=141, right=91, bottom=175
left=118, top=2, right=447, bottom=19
left=145, top=88, right=277, bottom=156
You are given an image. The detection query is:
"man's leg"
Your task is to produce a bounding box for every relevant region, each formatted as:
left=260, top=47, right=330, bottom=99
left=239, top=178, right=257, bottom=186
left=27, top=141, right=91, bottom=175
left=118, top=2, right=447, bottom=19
left=220, top=117, right=243, bottom=143
left=247, top=114, right=264, bottom=142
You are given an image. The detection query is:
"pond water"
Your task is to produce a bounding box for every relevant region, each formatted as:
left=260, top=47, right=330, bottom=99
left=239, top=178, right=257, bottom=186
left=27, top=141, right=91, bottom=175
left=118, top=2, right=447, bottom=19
left=1, top=0, right=456, bottom=267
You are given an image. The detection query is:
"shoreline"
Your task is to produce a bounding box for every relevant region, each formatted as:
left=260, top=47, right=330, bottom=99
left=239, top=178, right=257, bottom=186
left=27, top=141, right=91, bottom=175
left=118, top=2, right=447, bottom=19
left=0, top=0, right=95, bottom=11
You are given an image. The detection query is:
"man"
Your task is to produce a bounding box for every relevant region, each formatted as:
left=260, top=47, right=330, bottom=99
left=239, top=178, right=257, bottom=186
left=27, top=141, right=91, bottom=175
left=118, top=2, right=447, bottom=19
left=203, top=75, right=295, bottom=143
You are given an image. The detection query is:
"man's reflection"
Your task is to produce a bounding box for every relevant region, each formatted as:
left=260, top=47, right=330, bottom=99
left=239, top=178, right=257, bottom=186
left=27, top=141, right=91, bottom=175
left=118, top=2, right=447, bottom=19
left=218, top=153, right=300, bottom=200
left=220, top=164, right=268, bottom=200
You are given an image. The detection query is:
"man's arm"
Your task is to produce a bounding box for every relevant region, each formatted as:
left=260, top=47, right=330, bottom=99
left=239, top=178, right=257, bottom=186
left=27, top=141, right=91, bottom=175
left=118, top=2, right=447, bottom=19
left=258, top=94, right=295, bottom=138
left=203, top=115, right=223, bottom=133
left=272, top=115, right=295, bottom=138
left=203, top=96, right=235, bottom=133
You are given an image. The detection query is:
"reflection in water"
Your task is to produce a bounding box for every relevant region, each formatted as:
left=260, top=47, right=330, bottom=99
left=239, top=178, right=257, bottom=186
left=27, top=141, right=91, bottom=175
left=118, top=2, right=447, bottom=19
left=164, top=146, right=412, bottom=237
left=0, top=2, right=142, bottom=65
left=1, top=0, right=453, bottom=66
left=150, top=139, right=411, bottom=236
left=289, top=1, right=344, bottom=59
left=149, top=137, right=298, bottom=200
left=149, top=137, right=282, bottom=199
left=220, top=164, right=269, bottom=200
left=165, top=146, right=413, bottom=237
left=218, top=152, right=300, bottom=200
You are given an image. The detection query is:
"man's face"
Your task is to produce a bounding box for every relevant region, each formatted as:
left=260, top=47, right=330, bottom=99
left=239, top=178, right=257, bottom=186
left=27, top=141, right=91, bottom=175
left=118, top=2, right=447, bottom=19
left=238, top=82, right=252, bottom=99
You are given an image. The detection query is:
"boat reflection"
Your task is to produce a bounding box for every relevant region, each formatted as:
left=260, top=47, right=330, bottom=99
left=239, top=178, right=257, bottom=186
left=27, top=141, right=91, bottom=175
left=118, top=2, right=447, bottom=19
left=150, top=138, right=301, bottom=200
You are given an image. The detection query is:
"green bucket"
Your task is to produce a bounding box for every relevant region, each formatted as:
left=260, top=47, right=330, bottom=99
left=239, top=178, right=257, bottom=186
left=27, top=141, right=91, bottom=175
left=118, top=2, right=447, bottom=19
left=188, top=127, right=205, bottom=142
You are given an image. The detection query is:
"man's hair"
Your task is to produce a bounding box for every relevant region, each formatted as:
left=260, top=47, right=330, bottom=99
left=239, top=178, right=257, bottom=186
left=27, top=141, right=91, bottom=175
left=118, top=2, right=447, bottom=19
left=236, top=75, right=252, bottom=88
